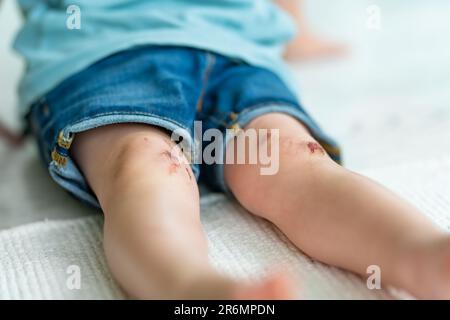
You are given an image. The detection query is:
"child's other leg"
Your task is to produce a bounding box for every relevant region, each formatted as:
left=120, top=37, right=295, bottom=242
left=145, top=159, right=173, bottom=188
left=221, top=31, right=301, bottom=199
left=72, top=124, right=292, bottom=299
left=224, top=113, right=450, bottom=299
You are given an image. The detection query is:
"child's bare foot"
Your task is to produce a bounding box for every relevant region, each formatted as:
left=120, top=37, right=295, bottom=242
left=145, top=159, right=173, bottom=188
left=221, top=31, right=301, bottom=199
left=234, top=274, right=297, bottom=300
left=284, top=33, right=346, bottom=62
left=181, top=272, right=296, bottom=300
left=401, top=237, right=450, bottom=299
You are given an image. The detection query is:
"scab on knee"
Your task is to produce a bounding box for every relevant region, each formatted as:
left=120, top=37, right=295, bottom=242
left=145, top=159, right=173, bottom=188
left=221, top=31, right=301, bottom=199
left=160, top=150, right=181, bottom=173
left=110, top=133, right=193, bottom=182
left=159, top=149, right=193, bottom=181
left=279, top=137, right=326, bottom=158
left=306, top=142, right=325, bottom=155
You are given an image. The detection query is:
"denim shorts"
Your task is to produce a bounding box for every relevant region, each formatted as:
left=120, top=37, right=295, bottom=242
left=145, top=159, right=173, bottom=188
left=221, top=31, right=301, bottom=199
left=28, top=45, right=341, bottom=209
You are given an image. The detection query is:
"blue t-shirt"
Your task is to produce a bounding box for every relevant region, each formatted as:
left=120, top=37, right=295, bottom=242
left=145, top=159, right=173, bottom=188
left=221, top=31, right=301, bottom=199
left=14, top=0, right=298, bottom=115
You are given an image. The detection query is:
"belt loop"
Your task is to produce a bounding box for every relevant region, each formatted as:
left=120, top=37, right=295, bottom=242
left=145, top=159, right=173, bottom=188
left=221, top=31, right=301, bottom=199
left=51, top=130, right=74, bottom=167
left=196, top=53, right=216, bottom=113
left=57, top=130, right=74, bottom=149
left=51, top=149, right=68, bottom=167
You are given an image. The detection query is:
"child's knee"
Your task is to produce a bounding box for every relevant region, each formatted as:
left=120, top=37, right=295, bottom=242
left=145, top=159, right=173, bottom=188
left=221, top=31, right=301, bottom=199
left=278, top=136, right=329, bottom=163
left=109, top=131, right=191, bottom=182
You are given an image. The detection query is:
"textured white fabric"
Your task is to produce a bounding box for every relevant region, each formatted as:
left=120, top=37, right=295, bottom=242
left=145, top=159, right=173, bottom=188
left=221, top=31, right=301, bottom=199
left=1, top=156, right=449, bottom=299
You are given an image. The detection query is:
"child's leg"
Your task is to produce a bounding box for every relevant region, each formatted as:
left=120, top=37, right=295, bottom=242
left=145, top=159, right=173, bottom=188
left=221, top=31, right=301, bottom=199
left=224, top=113, right=450, bottom=299
left=72, top=123, right=292, bottom=299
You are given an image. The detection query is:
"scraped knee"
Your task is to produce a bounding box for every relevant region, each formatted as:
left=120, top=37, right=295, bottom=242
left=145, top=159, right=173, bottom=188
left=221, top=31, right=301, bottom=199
left=110, top=132, right=193, bottom=183
left=279, top=136, right=327, bottom=159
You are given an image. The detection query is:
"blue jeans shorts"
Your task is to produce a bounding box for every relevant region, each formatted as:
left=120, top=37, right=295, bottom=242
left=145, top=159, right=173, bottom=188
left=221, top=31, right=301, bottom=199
left=28, top=45, right=341, bottom=209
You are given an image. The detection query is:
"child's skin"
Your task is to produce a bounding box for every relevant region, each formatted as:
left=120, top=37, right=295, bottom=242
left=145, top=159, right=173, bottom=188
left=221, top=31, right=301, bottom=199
left=72, top=113, right=450, bottom=299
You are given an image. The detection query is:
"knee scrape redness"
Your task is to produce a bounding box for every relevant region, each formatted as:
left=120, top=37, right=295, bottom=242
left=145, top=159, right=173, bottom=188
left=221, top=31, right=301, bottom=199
left=160, top=150, right=181, bottom=174
left=279, top=137, right=325, bottom=157
left=160, top=150, right=192, bottom=181
left=307, top=142, right=325, bottom=155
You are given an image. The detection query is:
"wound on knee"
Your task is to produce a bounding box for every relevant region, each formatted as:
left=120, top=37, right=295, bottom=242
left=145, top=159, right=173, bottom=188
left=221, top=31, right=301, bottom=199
left=279, top=137, right=326, bottom=157
left=307, top=142, right=325, bottom=155
left=160, top=150, right=181, bottom=174
left=160, top=149, right=193, bottom=181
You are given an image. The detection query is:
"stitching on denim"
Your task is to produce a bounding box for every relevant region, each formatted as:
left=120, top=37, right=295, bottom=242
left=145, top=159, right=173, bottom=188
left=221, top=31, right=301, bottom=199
left=208, top=101, right=301, bottom=128
left=236, top=104, right=315, bottom=134
left=68, top=111, right=191, bottom=133
left=236, top=101, right=301, bottom=119
left=43, top=112, right=194, bottom=164
left=196, top=53, right=216, bottom=113
left=41, top=110, right=192, bottom=140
